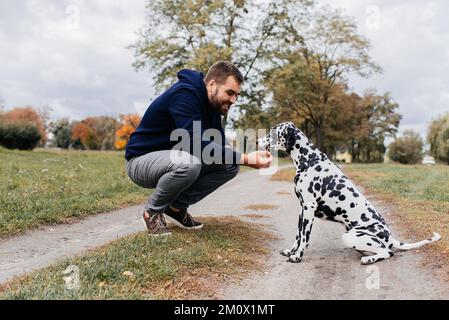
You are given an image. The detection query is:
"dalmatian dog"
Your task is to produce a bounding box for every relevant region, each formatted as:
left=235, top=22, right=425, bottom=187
left=258, top=122, right=441, bottom=265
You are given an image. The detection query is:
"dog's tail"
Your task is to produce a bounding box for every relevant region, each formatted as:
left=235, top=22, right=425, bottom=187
left=392, top=232, right=441, bottom=250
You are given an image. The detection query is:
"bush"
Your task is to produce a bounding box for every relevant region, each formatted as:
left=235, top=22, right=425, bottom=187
left=388, top=130, right=424, bottom=164
left=0, top=122, right=42, bottom=150
left=428, top=113, right=449, bottom=164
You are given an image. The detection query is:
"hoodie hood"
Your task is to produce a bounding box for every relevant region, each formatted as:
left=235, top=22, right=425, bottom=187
left=177, top=69, right=207, bottom=95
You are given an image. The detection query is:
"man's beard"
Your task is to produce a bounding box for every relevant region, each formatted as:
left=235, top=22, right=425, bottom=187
left=210, top=89, right=230, bottom=115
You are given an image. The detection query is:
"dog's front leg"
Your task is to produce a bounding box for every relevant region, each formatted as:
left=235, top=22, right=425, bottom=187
left=285, top=202, right=316, bottom=263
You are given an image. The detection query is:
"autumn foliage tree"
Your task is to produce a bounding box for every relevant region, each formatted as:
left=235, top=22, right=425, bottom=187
left=131, top=0, right=315, bottom=128
left=349, top=91, right=402, bottom=163
left=71, top=121, right=93, bottom=150
left=0, top=106, right=47, bottom=146
left=115, top=114, right=141, bottom=150
left=70, top=116, right=118, bottom=150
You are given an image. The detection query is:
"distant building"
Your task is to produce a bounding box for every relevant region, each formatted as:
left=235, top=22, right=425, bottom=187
left=422, top=155, right=436, bottom=165
left=335, top=150, right=352, bottom=163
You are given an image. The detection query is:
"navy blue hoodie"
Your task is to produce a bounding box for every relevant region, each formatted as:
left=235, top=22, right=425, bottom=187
left=125, top=70, right=241, bottom=164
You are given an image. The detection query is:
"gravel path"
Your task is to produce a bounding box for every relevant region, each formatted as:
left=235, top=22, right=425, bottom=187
left=1, top=165, right=448, bottom=299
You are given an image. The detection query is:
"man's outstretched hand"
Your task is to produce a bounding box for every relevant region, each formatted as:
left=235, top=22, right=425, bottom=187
left=240, top=151, right=273, bottom=169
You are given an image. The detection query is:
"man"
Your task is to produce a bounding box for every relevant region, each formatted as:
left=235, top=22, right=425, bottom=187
left=125, top=61, right=272, bottom=236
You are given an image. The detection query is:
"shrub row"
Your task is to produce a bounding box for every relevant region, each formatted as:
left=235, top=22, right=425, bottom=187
left=0, top=122, right=42, bottom=150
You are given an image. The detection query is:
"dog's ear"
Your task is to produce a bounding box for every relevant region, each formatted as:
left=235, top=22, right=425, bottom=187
left=285, top=127, right=299, bottom=154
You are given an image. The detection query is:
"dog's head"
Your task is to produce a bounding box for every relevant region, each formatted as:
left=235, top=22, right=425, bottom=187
left=258, top=122, right=307, bottom=153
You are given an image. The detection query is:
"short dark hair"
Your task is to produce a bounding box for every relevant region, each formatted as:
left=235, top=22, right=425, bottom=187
left=204, top=61, right=244, bottom=85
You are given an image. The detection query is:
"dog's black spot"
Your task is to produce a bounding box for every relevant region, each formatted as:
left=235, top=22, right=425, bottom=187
left=317, top=201, right=336, bottom=219
left=349, top=221, right=359, bottom=228
left=377, top=231, right=390, bottom=241
left=338, top=195, right=346, bottom=201
left=308, top=182, right=314, bottom=193
left=335, top=207, right=344, bottom=216
left=350, top=203, right=355, bottom=208
left=315, top=165, right=322, bottom=172
left=299, top=147, right=309, bottom=156
left=336, top=184, right=345, bottom=190
left=361, top=214, right=370, bottom=222
left=329, top=190, right=340, bottom=198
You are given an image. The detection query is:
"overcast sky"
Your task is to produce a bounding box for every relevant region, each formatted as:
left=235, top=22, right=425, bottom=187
left=1, top=0, right=448, bottom=140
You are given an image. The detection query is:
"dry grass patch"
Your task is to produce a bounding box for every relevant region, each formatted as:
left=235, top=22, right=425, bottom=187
left=344, top=164, right=449, bottom=281
left=244, top=204, right=279, bottom=211
left=276, top=191, right=292, bottom=195
left=242, top=214, right=271, bottom=220
left=270, top=168, right=296, bottom=182
left=0, top=217, right=278, bottom=300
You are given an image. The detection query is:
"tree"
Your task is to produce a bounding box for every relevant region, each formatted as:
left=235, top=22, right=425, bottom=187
left=388, top=130, right=424, bottom=164
left=265, top=6, right=381, bottom=154
left=1, top=106, right=48, bottom=146
left=84, top=116, right=118, bottom=150
left=0, top=122, right=41, bottom=150
left=69, top=116, right=119, bottom=150
left=115, top=114, right=141, bottom=150
left=131, top=0, right=314, bottom=128
left=350, top=91, right=402, bottom=163
left=428, top=113, right=449, bottom=164
left=49, top=118, right=72, bottom=149
left=71, top=121, right=93, bottom=150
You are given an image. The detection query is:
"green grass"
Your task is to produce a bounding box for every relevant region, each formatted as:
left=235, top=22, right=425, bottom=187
left=342, top=164, right=449, bottom=271
left=344, top=163, right=449, bottom=214
left=271, top=163, right=449, bottom=214
left=0, top=217, right=276, bottom=300
left=0, top=148, right=149, bottom=238
left=0, top=147, right=280, bottom=239
left=272, top=163, right=449, bottom=270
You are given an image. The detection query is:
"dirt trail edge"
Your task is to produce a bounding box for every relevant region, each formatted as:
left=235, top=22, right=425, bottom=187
left=1, top=165, right=448, bottom=299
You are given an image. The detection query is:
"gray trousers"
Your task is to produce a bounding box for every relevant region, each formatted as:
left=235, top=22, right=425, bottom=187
left=126, top=150, right=239, bottom=214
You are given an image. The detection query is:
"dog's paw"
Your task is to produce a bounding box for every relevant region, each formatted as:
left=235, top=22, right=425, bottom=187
left=280, top=249, right=292, bottom=257
left=287, top=255, right=303, bottom=263
left=360, top=256, right=375, bottom=265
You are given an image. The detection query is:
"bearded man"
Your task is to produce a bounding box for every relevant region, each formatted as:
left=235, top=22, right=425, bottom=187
left=125, top=61, right=272, bottom=236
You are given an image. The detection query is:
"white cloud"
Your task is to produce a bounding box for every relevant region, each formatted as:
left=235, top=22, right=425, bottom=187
left=0, top=0, right=153, bottom=121
left=321, top=0, right=449, bottom=139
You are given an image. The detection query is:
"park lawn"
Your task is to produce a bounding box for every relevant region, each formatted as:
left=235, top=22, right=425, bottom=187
left=0, top=147, right=149, bottom=239
left=343, top=163, right=449, bottom=268
left=0, top=217, right=276, bottom=300
left=271, top=164, right=449, bottom=269
left=0, top=147, right=284, bottom=239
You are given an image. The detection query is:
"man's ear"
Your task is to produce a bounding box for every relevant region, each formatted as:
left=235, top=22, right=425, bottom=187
left=207, top=79, right=216, bottom=92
